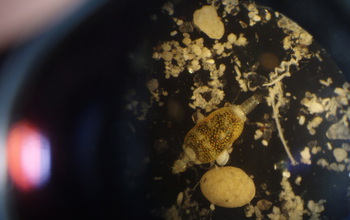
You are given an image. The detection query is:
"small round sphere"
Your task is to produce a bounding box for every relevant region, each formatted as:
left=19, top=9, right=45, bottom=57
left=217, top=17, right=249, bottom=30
left=200, top=166, right=255, bottom=208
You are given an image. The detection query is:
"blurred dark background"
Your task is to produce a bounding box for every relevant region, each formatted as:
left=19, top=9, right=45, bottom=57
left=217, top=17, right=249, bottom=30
left=256, top=0, right=350, bottom=81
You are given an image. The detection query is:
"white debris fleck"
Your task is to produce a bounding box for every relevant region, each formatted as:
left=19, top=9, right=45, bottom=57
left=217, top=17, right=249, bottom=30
left=265, top=11, right=271, bottom=21
left=333, top=148, right=348, bottom=162
left=327, top=142, right=333, bottom=150
left=282, top=170, right=291, bottom=178
left=254, top=129, right=263, bottom=140
left=301, top=93, right=324, bottom=114
left=252, top=14, right=261, bottom=22
left=298, top=115, right=305, bottom=125
left=246, top=3, right=260, bottom=26
left=295, top=176, right=302, bottom=185
left=234, top=65, right=248, bottom=92
left=262, top=139, right=269, bottom=146
left=319, top=77, right=333, bottom=87
left=210, top=203, right=215, bottom=211
left=300, top=147, right=312, bottom=165
left=193, top=5, right=224, bottom=39
left=175, top=18, right=183, bottom=26
left=206, top=59, right=215, bottom=64
left=170, top=30, right=178, bottom=36
left=307, top=116, right=323, bottom=135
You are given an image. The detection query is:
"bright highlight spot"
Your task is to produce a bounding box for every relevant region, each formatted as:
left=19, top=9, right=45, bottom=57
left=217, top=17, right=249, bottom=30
left=7, top=121, right=51, bottom=192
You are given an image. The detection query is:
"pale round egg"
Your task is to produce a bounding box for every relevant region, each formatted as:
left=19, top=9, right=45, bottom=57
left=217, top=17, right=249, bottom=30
left=200, top=166, right=255, bottom=208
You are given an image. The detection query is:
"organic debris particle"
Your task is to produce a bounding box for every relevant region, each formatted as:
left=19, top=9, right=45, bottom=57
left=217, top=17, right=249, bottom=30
left=264, top=9, right=272, bottom=21
left=326, top=120, right=350, bottom=140
left=164, top=205, right=181, bottom=220
left=147, top=79, right=159, bottom=93
left=173, top=18, right=183, bottom=26
left=227, top=33, right=237, bottom=44
left=333, top=148, right=348, bottom=162
left=234, top=65, right=248, bottom=92
left=342, top=143, right=350, bottom=151
left=222, top=0, right=239, bottom=16
left=319, top=77, right=333, bottom=87
left=177, top=192, right=184, bottom=205
left=165, top=188, right=210, bottom=220
left=329, top=162, right=341, bottom=171
left=267, top=206, right=282, bottom=220
left=235, top=34, right=248, bottom=46
left=162, top=2, right=174, bottom=16
left=300, top=147, right=311, bottom=165
left=179, top=21, right=194, bottom=33
left=282, top=170, right=291, bottom=178
left=262, top=139, right=268, bottom=146
left=278, top=177, right=304, bottom=219
left=277, top=14, right=313, bottom=61
left=193, top=5, right=224, bottom=39
left=239, top=20, right=248, bottom=28
left=307, top=116, right=323, bottom=135
left=311, top=146, right=322, bottom=154
left=182, top=35, right=191, bottom=46
left=257, top=199, right=272, bottom=211
left=245, top=3, right=260, bottom=26
left=307, top=200, right=326, bottom=219
left=278, top=15, right=313, bottom=46
left=268, top=177, right=304, bottom=219
left=213, top=42, right=224, bottom=55
left=190, top=86, right=225, bottom=112
left=244, top=204, right=255, bottom=218
left=210, top=204, right=215, bottom=211
left=301, top=92, right=324, bottom=114
left=327, top=142, right=333, bottom=150
left=254, top=205, right=262, bottom=218
left=295, top=176, right=302, bottom=185
left=317, top=158, right=329, bottom=168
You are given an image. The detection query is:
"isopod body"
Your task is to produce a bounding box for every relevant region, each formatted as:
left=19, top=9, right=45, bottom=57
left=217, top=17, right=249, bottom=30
left=172, top=94, right=262, bottom=174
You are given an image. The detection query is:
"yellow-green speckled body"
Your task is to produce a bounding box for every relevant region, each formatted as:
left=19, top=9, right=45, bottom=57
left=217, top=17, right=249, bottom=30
left=183, top=105, right=246, bottom=164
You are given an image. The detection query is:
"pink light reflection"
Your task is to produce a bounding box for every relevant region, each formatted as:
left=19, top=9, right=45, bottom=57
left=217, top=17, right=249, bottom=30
left=7, top=121, right=51, bottom=192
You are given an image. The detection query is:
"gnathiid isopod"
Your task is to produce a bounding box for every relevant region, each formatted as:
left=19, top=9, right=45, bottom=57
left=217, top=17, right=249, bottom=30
left=173, top=93, right=263, bottom=174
